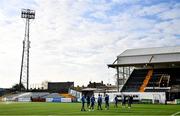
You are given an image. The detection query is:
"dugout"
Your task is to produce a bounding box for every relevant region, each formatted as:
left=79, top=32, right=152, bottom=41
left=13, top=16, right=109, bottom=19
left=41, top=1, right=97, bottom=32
left=81, top=88, right=97, bottom=97
left=108, top=46, right=180, bottom=101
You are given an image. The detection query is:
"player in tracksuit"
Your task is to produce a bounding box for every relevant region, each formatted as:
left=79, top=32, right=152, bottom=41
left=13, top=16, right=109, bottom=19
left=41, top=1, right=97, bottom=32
left=122, top=95, right=127, bottom=108
left=97, top=94, right=102, bottom=110
left=128, top=95, right=133, bottom=108
left=105, top=94, right=109, bottom=110
left=81, top=95, right=86, bottom=111
left=114, top=95, right=118, bottom=108
left=90, top=95, right=95, bottom=111
left=86, top=96, right=90, bottom=109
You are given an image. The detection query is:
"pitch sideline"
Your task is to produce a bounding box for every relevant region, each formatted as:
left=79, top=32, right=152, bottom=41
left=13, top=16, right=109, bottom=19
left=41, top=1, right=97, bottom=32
left=171, top=111, right=180, bottom=116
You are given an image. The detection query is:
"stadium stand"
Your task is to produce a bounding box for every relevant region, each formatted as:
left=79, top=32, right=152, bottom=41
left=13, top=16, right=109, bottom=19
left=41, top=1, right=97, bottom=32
left=60, top=93, right=76, bottom=102
left=3, top=92, right=49, bottom=101
left=108, top=46, right=180, bottom=101
left=121, top=68, right=180, bottom=93
left=60, top=93, right=74, bottom=98
left=42, top=93, right=63, bottom=98
left=19, top=92, right=49, bottom=98
left=121, top=69, right=148, bottom=92
left=3, top=92, right=78, bottom=102
left=4, top=93, right=22, bottom=101
left=139, top=69, right=153, bottom=92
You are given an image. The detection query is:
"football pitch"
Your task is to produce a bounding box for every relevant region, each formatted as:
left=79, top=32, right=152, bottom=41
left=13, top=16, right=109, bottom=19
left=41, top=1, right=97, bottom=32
left=0, top=102, right=179, bottom=115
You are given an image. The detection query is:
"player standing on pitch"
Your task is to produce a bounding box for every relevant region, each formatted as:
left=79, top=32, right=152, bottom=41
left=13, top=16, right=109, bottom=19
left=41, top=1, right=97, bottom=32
left=128, top=95, right=133, bottom=108
left=90, top=95, right=95, bottom=111
left=105, top=94, right=109, bottom=110
left=86, top=96, right=90, bottom=109
left=122, top=95, right=126, bottom=108
left=81, top=95, right=86, bottom=111
left=114, top=95, right=118, bottom=108
left=97, top=94, right=102, bottom=110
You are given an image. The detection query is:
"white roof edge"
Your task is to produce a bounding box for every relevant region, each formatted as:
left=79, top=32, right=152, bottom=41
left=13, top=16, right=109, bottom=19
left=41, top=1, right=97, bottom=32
left=118, top=46, right=180, bottom=57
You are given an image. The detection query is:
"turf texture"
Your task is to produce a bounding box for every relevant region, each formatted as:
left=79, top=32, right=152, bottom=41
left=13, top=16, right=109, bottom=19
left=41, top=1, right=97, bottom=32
left=0, top=102, right=179, bottom=115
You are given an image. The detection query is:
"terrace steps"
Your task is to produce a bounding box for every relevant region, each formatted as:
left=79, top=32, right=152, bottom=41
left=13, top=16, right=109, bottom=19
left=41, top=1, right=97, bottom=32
left=139, top=69, right=153, bottom=92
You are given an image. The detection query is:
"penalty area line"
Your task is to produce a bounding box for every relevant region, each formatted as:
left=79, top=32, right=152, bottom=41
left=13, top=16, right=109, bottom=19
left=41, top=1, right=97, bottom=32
left=171, top=111, right=180, bottom=116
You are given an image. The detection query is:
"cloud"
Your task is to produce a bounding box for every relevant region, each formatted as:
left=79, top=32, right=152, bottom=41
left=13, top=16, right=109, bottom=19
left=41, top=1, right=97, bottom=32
left=0, top=0, right=180, bottom=88
left=159, top=8, right=180, bottom=20
left=137, top=3, right=170, bottom=16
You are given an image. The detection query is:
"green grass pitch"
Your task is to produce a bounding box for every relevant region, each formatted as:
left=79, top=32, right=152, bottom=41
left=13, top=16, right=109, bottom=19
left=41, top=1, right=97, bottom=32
left=0, top=102, right=179, bottom=115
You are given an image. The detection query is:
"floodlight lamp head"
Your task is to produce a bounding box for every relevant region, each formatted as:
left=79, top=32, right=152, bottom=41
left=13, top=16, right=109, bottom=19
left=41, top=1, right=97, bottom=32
left=21, top=9, right=35, bottom=19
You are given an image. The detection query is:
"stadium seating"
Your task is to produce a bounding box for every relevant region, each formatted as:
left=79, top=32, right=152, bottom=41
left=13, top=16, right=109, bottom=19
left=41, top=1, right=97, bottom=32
left=144, top=68, right=179, bottom=92
left=60, top=93, right=77, bottom=102
left=42, top=93, right=63, bottom=98
left=122, top=68, right=180, bottom=93
left=139, top=69, right=153, bottom=92
left=18, top=92, right=49, bottom=98
left=4, top=93, right=22, bottom=101
left=59, top=94, right=76, bottom=99
left=3, top=92, right=49, bottom=101
left=3, top=92, right=77, bottom=102
left=121, top=69, right=148, bottom=92
left=171, top=85, right=180, bottom=92
left=147, top=74, right=161, bottom=87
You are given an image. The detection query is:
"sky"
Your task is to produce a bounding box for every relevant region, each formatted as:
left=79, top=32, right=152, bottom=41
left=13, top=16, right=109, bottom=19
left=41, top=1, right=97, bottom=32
left=0, top=0, right=180, bottom=88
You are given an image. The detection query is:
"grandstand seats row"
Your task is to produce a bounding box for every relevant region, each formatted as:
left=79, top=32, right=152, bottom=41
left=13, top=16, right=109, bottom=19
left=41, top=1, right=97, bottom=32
left=121, top=68, right=180, bottom=92
left=121, top=69, right=148, bottom=92
left=3, top=92, right=76, bottom=102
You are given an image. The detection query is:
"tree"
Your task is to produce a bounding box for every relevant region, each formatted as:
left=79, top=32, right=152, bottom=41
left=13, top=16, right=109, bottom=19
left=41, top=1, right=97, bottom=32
left=11, top=83, right=25, bottom=91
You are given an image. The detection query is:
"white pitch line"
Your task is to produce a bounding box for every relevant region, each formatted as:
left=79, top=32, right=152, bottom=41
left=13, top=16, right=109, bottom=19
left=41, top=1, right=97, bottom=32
left=171, top=111, right=180, bottom=116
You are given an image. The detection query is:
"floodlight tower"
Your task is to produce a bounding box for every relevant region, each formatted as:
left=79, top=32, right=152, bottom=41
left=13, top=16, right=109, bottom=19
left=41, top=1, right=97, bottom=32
left=19, top=9, right=35, bottom=91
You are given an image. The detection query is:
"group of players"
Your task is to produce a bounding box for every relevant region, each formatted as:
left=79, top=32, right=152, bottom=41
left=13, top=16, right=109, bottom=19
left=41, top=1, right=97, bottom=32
left=81, top=94, right=133, bottom=111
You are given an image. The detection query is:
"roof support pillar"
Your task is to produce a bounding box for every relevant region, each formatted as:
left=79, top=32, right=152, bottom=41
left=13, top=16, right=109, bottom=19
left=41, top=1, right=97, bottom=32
left=116, top=67, right=120, bottom=92
left=123, top=67, right=125, bottom=85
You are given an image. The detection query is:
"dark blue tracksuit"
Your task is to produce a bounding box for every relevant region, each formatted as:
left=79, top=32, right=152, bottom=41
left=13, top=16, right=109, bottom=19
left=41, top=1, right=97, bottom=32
left=90, top=96, right=95, bottom=110
left=114, top=96, right=118, bottom=108
left=97, top=96, right=102, bottom=110
left=105, top=95, right=109, bottom=110
left=86, top=96, right=90, bottom=108
left=81, top=96, right=86, bottom=111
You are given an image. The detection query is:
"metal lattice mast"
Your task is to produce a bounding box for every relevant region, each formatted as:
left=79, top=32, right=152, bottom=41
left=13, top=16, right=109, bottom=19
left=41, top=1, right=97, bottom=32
left=19, top=9, right=35, bottom=91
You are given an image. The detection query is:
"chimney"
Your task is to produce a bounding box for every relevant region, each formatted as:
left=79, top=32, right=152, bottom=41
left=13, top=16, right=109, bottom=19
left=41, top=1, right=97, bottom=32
left=101, top=81, right=103, bottom=84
